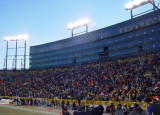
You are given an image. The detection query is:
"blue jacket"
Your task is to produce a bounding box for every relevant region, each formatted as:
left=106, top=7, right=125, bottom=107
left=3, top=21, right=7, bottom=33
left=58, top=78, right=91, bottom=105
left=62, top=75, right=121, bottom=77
left=147, top=106, right=152, bottom=115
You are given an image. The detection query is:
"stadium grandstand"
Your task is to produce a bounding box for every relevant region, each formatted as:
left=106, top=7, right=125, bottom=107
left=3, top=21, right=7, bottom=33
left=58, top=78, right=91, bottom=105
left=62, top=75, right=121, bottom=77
left=1, top=5, right=160, bottom=115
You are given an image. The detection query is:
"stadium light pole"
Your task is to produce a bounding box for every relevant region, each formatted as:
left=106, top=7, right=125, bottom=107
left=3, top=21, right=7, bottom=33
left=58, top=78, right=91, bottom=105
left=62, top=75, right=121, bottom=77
left=3, top=34, right=28, bottom=70
left=67, top=18, right=89, bottom=37
left=124, top=0, right=160, bottom=19
left=5, top=41, right=9, bottom=71
left=24, top=40, right=26, bottom=70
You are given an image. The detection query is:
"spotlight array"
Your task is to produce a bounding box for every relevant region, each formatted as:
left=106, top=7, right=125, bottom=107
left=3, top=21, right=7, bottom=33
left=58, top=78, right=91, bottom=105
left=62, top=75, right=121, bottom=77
left=125, top=0, right=154, bottom=10
left=68, top=18, right=89, bottom=30
left=3, top=34, right=28, bottom=41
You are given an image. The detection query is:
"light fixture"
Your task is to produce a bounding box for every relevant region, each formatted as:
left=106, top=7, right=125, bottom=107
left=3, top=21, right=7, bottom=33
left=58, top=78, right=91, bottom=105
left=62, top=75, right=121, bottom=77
left=3, top=34, right=29, bottom=41
left=125, top=0, right=154, bottom=10
left=67, top=18, right=90, bottom=30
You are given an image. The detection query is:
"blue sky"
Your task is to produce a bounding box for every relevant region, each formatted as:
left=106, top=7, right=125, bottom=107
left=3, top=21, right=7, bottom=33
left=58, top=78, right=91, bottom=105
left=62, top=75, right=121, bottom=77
left=0, top=0, right=159, bottom=69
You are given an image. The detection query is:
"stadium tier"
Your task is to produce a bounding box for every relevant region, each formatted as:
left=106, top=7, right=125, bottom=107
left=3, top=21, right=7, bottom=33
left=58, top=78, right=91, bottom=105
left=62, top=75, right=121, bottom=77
left=30, top=11, right=160, bottom=69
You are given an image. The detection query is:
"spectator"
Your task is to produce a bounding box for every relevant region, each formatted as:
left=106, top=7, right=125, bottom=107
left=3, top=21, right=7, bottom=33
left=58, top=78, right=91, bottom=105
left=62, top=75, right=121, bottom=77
left=123, top=105, right=129, bottom=115
left=147, top=103, right=152, bottom=115
left=109, top=102, right=115, bottom=115
left=51, top=99, right=55, bottom=107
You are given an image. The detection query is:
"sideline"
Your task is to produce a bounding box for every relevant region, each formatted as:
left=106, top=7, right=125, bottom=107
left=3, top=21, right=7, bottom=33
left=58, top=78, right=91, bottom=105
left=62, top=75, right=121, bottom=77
left=0, top=104, right=59, bottom=115
left=0, top=104, right=110, bottom=115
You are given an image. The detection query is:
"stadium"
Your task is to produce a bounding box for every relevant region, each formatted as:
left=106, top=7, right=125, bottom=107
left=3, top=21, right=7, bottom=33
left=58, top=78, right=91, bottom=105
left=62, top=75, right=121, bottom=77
left=0, top=0, right=160, bottom=115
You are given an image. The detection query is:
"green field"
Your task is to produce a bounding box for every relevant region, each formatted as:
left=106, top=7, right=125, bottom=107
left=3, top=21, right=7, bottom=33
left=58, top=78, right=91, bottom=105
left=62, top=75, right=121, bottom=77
left=0, top=104, right=111, bottom=115
left=0, top=104, right=61, bottom=115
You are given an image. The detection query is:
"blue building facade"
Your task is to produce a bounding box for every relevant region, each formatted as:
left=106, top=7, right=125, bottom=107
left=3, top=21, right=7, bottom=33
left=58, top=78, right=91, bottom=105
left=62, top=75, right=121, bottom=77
left=30, top=11, right=160, bottom=69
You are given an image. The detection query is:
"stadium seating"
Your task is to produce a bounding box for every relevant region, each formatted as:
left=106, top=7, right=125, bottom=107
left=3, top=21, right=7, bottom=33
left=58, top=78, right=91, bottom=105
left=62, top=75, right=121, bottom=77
left=0, top=51, right=160, bottom=104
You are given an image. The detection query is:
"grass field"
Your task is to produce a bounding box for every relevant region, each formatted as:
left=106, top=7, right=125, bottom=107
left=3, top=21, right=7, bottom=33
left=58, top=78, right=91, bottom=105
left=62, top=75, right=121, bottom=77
left=0, top=104, right=62, bottom=115
left=0, top=104, right=110, bottom=115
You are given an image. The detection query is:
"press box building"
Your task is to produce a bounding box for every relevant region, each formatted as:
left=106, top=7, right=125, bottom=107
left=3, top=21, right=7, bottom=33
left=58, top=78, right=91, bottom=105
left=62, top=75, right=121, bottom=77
left=30, top=11, right=160, bottom=69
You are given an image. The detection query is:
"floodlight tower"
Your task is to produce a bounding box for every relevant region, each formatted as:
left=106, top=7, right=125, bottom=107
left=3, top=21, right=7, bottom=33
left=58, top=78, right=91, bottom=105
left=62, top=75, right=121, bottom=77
left=124, top=0, right=160, bottom=19
left=67, top=18, right=89, bottom=37
left=3, top=34, right=28, bottom=70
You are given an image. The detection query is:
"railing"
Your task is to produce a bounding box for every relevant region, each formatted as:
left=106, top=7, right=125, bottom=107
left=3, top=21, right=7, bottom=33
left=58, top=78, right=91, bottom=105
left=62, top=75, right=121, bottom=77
left=0, top=96, right=148, bottom=111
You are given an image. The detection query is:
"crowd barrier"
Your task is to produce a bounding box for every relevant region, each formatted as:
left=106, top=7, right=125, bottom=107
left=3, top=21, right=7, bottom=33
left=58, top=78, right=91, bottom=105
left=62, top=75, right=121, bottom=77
left=0, top=96, right=148, bottom=111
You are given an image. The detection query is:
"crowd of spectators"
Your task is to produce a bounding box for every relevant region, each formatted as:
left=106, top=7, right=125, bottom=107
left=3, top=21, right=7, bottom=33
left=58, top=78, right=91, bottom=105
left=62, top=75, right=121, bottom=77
left=0, top=52, right=160, bottom=103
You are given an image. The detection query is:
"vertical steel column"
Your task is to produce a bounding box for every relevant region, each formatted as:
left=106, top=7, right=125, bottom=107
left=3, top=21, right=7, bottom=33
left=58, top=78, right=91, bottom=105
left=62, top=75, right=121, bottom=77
left=153, top=0, right=156, bottom=11
left=86, top=25, right=88, bottom=33
left=15, top=40, right=18, bottom=70
left=24, top=40, right=26, bottom=70
left=71, top=29, right=73, bottom=37
left=130, top=10, right=133, bottom=19
left=6, top=41, right=8, bottom=70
